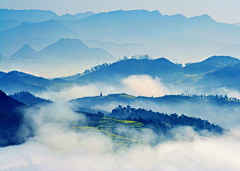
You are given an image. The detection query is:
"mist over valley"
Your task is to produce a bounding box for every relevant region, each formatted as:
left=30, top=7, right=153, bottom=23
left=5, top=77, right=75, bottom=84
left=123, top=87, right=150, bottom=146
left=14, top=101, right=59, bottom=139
left=1, top=6, right=240, bottom=171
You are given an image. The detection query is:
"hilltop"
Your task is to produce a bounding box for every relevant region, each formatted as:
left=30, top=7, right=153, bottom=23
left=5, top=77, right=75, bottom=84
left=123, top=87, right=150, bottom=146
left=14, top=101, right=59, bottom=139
left=0, top=90, right=26, bottom=146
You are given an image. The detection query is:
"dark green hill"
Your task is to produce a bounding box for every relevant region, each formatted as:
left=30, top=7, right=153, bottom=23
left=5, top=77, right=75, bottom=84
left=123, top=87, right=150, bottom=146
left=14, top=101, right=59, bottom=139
left=71, top=93, right=240, bottom=129
left=73, top=105, right=224, bottom=147
left=183, top=56, right=240, bottom=74
left=65, top=56, right=239, bottom=86
left=10, top=91, right=52, bottom=106
left=196, top=63, right=240, bottom=90
left=110, top=106, right=224, bottom=134
left=0, top=72, right=46, bottom=94
left=0, top=90, right=26, bottom=146
left=0, top=71, right=70, bottom=94
left=0, top=71, right=6, bottom=77
left=71, top=58, right=183, bottom=83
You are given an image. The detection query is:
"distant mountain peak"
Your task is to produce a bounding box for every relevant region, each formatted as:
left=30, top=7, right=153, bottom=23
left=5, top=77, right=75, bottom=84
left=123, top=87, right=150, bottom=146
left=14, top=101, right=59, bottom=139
left=169, top=14, right=186, bottom=19
left=190, top=14, right=214, bottom=22
left=40, top=38, right=88, bottom=52
left=11, top=43, right=36, bottom=53
left=58, top=38, right=86, bottom=44
left=99, top=9, right=163, bottom=16
left=11, top=44, right=42, bottom=60
left=203, top=55, right=240, bottom=63
left=20, top=44, right=32, bottom=49
left=39, top=38, right=114, bottom=61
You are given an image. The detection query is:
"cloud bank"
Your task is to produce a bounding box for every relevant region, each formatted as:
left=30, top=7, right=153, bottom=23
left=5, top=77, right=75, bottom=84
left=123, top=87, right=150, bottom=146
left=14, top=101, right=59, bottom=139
left=37, top=75, right=173, bottom=102
left=1, top=97, right=240, bottom=170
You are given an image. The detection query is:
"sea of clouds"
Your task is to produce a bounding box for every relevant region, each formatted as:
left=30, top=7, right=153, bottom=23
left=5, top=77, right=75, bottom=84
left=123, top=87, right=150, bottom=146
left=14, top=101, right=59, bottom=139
left=1, top=75, right=240, bottom=170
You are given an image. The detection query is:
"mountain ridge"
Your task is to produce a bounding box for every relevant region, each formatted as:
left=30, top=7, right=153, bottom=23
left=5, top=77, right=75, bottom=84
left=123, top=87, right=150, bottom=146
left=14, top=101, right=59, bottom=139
left=0, top=19, right=76, bottom=56
left=39, top=38, right=115, bottom=62
left=10, top=44, right=43, bottom=60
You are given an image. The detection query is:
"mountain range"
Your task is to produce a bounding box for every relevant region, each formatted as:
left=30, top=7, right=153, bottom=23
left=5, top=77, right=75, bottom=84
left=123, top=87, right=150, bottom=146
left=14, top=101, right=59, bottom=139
left=10, top=44, right=44, bottom=60
left=0, top=20, right=76, bottom=56
left=83, top=40, right=168, bottom=59
left=0, top=89, right=226, bottom=148
left=234, top=22, right=240, bottom=27
left=64, top=56, right=240, bottom=91
left=66, top=10, right=240, bottom=45
left=0, top=19, right=23, bottom=31
left=1, top=55, right=239, bottom=94
left=0, top=9, right=94, bottom=22
left=39, top=38, right=114, bottom=62
left=61, top=10, right=240, bottom=61
left=1, top=9, right=240, bottom=64
left=9, top=38, right=114, bottom=62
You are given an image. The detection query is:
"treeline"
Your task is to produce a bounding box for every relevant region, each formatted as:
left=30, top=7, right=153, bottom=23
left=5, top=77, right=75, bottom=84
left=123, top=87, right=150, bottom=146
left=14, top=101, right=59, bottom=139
left=108, top=105, right=224, bottom=133
left=180, top=94, right=240, bottom=102
left=72, top=55, right=151, bottom=77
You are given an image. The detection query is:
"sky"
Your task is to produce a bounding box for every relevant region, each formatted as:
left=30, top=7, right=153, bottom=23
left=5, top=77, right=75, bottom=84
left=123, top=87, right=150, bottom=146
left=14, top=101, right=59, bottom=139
left=1, top=0, right=240, bottom=24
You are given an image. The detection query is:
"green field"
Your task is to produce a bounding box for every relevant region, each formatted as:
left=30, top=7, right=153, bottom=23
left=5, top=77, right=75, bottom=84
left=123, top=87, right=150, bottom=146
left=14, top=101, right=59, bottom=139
left=73, top=117, right=153, bottom=148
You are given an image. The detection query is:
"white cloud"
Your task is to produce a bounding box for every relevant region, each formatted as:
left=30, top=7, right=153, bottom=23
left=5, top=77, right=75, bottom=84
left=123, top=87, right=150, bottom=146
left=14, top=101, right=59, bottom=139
left=1, top=103, right=240, bottom=171
left=37, top=75, right=173, bottom=102
left=121, top=75, right=170, bottom=97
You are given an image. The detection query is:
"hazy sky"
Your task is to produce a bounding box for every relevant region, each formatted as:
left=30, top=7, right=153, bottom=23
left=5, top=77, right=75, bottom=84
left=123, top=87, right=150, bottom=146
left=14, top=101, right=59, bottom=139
left=1, top=0, right=240, bottom=23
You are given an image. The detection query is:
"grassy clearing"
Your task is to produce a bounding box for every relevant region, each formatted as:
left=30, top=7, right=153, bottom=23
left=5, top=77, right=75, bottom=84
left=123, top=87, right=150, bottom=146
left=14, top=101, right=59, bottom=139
left=73, top=117, right=149, bottom=148
left=120, top=94, right=135, bottom=99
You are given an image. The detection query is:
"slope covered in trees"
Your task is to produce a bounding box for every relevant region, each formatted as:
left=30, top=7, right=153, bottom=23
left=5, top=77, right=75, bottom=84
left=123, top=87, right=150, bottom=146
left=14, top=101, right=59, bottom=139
left=10, top=91, right=52, bottom=106
left=109, top=106, right=224, bottom=133
left=0, top=90, right=26, bottom=146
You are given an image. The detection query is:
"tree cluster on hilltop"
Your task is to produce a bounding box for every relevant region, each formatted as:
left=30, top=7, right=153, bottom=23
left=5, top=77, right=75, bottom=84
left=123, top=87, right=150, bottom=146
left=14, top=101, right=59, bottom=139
left=181, top=94, right=240, bottom=103
left=109, top=105, right=224, bottom=133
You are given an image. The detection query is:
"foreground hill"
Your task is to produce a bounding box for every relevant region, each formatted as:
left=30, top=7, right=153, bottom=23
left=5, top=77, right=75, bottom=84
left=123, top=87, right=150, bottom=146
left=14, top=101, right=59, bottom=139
left=74, top=106, right=224, bottom=147
left=0, top=90, right=26, bottom=146
left=71, top=93, right=240, bottom=129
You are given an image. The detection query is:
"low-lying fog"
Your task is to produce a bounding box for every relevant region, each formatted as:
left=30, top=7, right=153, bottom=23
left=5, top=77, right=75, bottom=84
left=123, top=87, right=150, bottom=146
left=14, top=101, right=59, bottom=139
left=38, top=75, right=240, bottom=129
left=1, top=75, right=240, bottom=170
left=0, top=102, right=240, bottom=171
